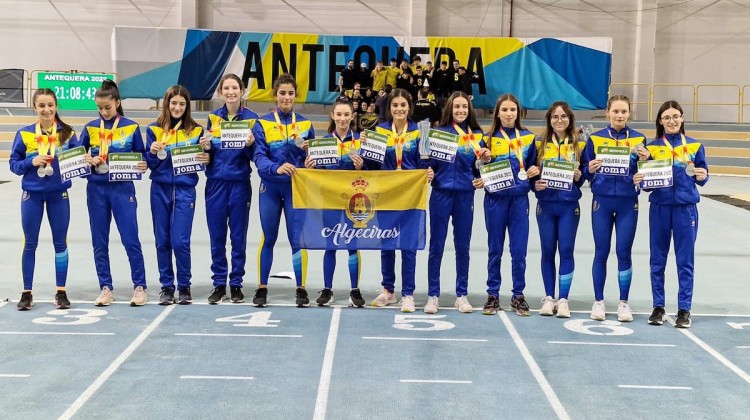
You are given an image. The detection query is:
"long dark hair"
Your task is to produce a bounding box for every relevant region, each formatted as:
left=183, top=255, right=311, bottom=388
left=327, top=97, right=355, bottom=133
left=95, top=79, right=124, bottom=116
left=32, top=88, right=73, bottom=143
left=488, top=93, right=525, bottom=136
left=439, top=91, right=481, bottom=131
left=538, top=101, right=579, bottom=166
left=655, top=100, right=685, bottom=139
left=156, top=85, right=197, bottom=134
left=384, top=88, right=413, bottom=122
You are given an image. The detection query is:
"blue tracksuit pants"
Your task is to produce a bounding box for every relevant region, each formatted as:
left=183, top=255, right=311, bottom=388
left=20, top=190, right=70, bottom=290
left=206, top=178, right=252, bottom=288
left=150, top=182, right=196, bottom=290
left=591, top=195, right=638, bottom=301
left=324, top=250, right=360, bottom=289
left=649, top=203, right=698, bottom=311
left=485, top=194, right=529, bottom=298
left=427, top=188, right=474, bottom=297
left=536, top=200, right=580, bottom=299
left=381, top=250, right=416, bottom=296
left=87, top=181, right=146, bottom=290
left=257, top=180, right=307, bottom=287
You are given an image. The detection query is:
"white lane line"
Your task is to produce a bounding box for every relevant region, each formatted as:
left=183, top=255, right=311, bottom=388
left=362, top=337, right=488, bottom=342
left=666, top=316, right=750, bottom=385
left=400, top=379, right=472, bottom=384
left=0, top=302, right=8, bottom=309
left=499, top=312, right=571, bottom=420
left=548, top=341, right=675, bottom=347
left=313, top=307, right=341, bottom=420
left=180, top=376, right=254, bottom=380
left=0, top=374, right=30, bottom=378
left=0, top=332, right=114, bottom=336
left=57, top=305, right=175, bottom=420
left=738, top=346, right=750, bottom=349
left=174, top=333, right=302, bottom=338
left=619, top=385, right=693, bottom=390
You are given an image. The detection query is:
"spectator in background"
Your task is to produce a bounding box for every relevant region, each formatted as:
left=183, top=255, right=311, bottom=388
left=363, top=87, right=375, bottom=104
left=358, top=62, right=373, bottom=88
left=376, top=84, right=393, bottom=123
left=425, top=61, right=434, bottom=77
left=396, top=59, right=413, bottom=93
left=412, top=65, right=430, bottom=98
left=358, top=102, right=379, bottom=131
left=450, top=61, right=463, bottom=94
left=339, top=60, right=358, bottom=94
left=346, top=82, right=363, bottom=102
left=372, top=60, right=387, bottom=92
left=412, top=88, right=439, bottom=127
left=385, top=58, right=403, bottom=91
left=459, top=67, right=479, bottom=100
left=433, top=61, right=452, bottom=104
left=410, top=55, right=422, bottom=73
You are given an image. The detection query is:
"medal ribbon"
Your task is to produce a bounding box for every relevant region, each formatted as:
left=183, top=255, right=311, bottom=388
left=608, top=127, right=632, bottom=150
left=500, top=127, right=525, bottom=170
left=161, top=120, right=183, bottom=149
left=98, top=116, right=120, bottom=161
left=551, top=133, right=573, bottom=162
left=273, top=110, right=298, bottom=141
left=332, top=129, right=352, bottom=157
left=392, top=123, right=407, bottom=170
left=661, top=134, right=691, bottom=164
left=35, top=120, right=57, bottom=158
left=453, top=123, right=481, bottom=158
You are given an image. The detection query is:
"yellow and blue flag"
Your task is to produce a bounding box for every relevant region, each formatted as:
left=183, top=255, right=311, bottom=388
left=291, top=169, right=428, bottom=250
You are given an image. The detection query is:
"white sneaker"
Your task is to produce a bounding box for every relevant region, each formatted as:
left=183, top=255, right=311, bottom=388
left=400, top=295, right=415, bottom=313
left=424, top=296, right=439, bottom=314
left=95, top=286, right=113, bottom=306
left=130, top=286, right=147, bottom=306
left=555, top=298, right=571, bottom=318
left=370, top=289, right=397, bottom=307
left=539, top=296, right=556, bottom=316
left=590, top=300, right=606, bottom=321
left=617, top=301, right=634, bottom=322
left=454, top=296, right=474, bottom=313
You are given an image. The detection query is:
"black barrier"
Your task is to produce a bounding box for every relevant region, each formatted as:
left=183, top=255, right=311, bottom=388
left=0, top=69, right=25, bottom=103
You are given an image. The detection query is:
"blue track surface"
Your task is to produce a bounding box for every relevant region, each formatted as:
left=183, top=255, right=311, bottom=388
left=2, top=301, right=748, bottom=419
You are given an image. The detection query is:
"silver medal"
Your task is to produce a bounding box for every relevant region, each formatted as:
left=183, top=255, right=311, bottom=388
left=518, top=169, right=528, bottom=181
left=475, top=159, right=485, bottom=169
left=157, top=149, right=167, bottom=160
left=96, top=163, right=110, bottom=174
left=685, top=163, right=695, bottom=176
left=44, top=165, right=54, bottom=176
left=37, top=166, right=47, bottom=177
left=294, top=137, right=305, bottom=148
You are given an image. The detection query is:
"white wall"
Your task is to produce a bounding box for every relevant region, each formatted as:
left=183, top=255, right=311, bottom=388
left=0, top=0, right=747, bottom=120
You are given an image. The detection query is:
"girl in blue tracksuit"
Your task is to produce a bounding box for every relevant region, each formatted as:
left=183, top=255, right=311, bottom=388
left=146, top=85, right=208, bottom=306
left=79, top=80, right=148, bottom=307
left=532, top=101, right=585, bottom=318
left=10, top=88, right=79, bottom=311
left=252, top=73, right=314, bottom=308
left=479, top=94, right=539, bottom=316
left=304, top=97, right=367, bottom=308
left=634, top=100, right=708, bottom=329
left=426, top=91, right=489, bottom=315
left=369, top=88, right=432, bottom=313
left=581, top=95, right=649, bottom=322
left=201, top=74, right=259, bottom=305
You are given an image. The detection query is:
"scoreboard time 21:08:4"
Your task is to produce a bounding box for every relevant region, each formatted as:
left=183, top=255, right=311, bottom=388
left=36, top=72, right=115, bottom=111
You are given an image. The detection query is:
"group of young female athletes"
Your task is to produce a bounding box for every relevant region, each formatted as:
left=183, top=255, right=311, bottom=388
left=11, top=73, right=708, bottom=328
